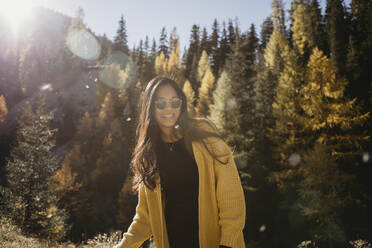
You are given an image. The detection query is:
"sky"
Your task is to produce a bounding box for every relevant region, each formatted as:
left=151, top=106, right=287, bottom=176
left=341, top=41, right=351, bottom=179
left=5, top=0, right=352, bottom=49
left=38, top=0, right=276, bottom=49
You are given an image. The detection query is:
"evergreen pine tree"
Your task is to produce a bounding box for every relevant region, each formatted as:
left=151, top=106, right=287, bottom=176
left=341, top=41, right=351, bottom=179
left=247, top=24, right=259, bottom=66
left=264, top=0, right=294, bottom=164
left=185, top=24, right=200, bottom=82
left=182, top=79, right=196, bottom=117
left=263, top=26, right=287, bottom=76
left=346, top=0, right=372, bottom=110
left=154, top=51, right=166, bottom=75
left=255, top=28, right=284, bottom=171
left=136, top=39, right=146, bottom=83
left=200, top=27, right=210, bottom=56
left=210, top=19, right=220, bottom=76
left=130, top=44, right=136, bottom=61
left=142, top=38, right=156, bottom=84
left=159, top=27, right=169, bottom=57
left=169, top=27, right=179, bottom=52
left=144, top=35, right=150, bottom=55
left=297, top=143, right=354, bottom=243
left=151, top=38, right=157, bottom=58
left=300, top=48, right=369, bottom=160
left=291, top=2, right=314, bottom=58
left=309, top=0, right=327, bottom=53
left=233, top=17, right=241, bottom=42
left=166, top=37, right=185, bottom=84
left=325, top=0, right=349, bottom=74
left=218, top=21, right=229, bottom=72
left=224, top=26, right=258, bottom=152
left=113, top=14, right=129, bottom=54
left=167, top=28, right=181, bottom=76
left=227, top=19, right=236, bottom=50
left=195, top=50, right=214, bottom=117
left=259, top=17, right=274, bottom=53
left=269, top=36, right=304, bottom=168
left=241, top=23, right=261, bottom=144
left=196, top=50, right=211, bottom=83
left=88, top=117, right=131, bottom=232
left=196, top=67, right=215, bottom=117
left=51, top=144, right=83, bottom=194
left=5, top=98, right=69, bottom=240
left=271, top=0, right=286, bottom=33
left=254, top=60, right=277, bottom=140
left=209, top=70, right=236, bottom=143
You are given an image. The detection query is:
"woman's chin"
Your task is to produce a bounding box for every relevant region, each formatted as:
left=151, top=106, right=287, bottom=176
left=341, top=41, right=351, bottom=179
left=159, top=121, right=177, bottom=129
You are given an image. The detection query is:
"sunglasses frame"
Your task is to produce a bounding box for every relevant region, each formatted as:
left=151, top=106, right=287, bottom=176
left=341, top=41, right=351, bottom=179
left=154, top=97, right=182, bottom=110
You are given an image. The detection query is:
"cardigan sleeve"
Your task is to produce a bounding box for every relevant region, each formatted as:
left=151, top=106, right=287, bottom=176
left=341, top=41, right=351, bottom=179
left=213, top=140, right=246, bottom=247
left=114, top=184, right=152, bottom=248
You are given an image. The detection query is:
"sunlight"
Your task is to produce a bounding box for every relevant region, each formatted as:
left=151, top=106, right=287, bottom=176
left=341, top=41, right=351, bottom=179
left=0, top=0, right=39, bottom=31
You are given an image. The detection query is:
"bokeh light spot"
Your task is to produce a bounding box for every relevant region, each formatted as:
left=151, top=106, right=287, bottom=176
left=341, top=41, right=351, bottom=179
left=227, top=97, right=237, bottom=110
left=288, top=153, right=301, bottom=167
left=362, top=152, right=370, bottom=163
left=40, top=84, right=52, bottom=91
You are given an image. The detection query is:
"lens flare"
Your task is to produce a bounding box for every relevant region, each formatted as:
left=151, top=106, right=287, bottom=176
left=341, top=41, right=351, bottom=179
left=0, top=0, right=36, bottom=32
left=66, top=29, right=101, bottom=60
left=99, top=51, right=137, bottom=89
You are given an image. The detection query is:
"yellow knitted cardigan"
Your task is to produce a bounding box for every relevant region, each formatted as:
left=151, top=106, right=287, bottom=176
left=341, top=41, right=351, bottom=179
left=114, top=122, right=246, bottom=248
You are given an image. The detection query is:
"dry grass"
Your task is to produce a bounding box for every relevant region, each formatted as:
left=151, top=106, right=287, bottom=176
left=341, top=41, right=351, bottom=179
left=0, top=217, right=73, bottom=248
left=1, top=217, right=61, bottom=247
left=0, top=217, right=124, bottom=248
left=84, top=231, right=124, bottom=248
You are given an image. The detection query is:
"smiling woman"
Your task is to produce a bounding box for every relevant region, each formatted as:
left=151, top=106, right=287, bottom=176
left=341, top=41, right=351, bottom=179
left=0, top=0, right=38, bottom=31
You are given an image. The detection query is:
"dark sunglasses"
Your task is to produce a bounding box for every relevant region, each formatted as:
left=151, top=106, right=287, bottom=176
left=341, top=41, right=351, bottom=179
left=154, top=98, right=182, bottom=109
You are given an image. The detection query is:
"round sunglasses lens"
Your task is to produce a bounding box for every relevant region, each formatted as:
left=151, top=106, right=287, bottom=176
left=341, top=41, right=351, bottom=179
left=171, top=99, right=181, bottom=108
left=155, top=100, right=166, bottom=109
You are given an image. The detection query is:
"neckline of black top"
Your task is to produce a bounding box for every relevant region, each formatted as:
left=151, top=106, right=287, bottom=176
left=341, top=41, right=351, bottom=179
left=161, top=137, right=184, bottom=152
left=160, top=137, right=184, bottom=144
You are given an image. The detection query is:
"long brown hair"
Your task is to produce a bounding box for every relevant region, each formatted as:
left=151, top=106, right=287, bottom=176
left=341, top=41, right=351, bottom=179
left=131, top=76, right=225, bottom=191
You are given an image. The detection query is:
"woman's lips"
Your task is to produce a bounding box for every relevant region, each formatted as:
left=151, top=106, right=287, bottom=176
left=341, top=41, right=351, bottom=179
left=161, top=113, right=175, bottom=119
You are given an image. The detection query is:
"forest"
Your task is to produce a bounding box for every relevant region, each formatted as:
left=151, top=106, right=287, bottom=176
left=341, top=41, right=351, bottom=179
left=0, top=0, right=371, bottom=247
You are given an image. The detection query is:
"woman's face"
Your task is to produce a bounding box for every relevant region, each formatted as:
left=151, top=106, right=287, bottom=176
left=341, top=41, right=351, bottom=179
left=153, top=84, right=182, bottom=132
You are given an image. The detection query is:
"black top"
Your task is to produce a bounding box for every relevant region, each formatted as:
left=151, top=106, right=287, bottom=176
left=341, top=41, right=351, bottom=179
left=156, top=137, right=199, bottom=248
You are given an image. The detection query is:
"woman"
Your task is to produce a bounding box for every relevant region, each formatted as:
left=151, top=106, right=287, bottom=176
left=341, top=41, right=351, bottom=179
left=114, top=76, right=246, bottom=248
